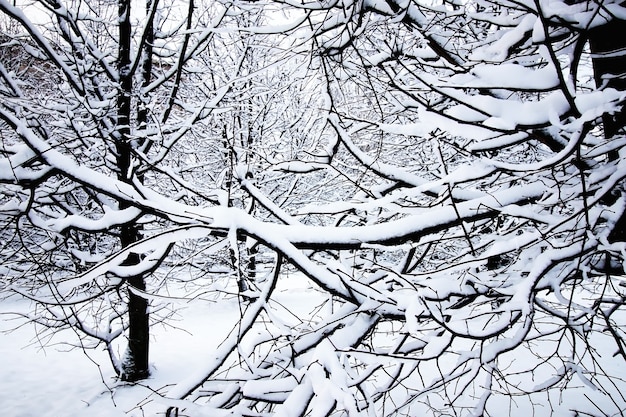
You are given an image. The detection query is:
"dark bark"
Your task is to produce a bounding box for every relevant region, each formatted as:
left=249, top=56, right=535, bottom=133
left=588, top=16, right=626, bottom=140
left=120, top=250, right=150, bottom=381
left=116, top=0, right=150, bottom=381
left=587, top=16, right=626, bottom=244
left=138, top=0, right=155, bottom=135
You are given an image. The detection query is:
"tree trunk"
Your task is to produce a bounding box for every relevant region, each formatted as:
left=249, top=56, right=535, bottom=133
left=588, top=16, right=626, bottom=244
left=588, top=16, right=626, bottom=140
left=116, top=0, right=150, bottom=381
left=120, top=248, right=151, bottom=381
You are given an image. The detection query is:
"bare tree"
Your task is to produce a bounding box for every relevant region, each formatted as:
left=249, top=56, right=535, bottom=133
left=0, top=0, right=257, bottom=380
left=158, top=1, right=626, bottom=415
left=1, top=0, right=626, bottom=416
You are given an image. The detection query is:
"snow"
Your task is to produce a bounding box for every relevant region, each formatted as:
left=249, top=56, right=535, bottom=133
left=0, top=271, right=322, bottom=416
left=3, top=0, right=626, bottom=415
left=469, top=14, right=536, bottom=62
left=440, top=88, right=572, bottom=132
left=0, top=300, right=124, bottom=417
left=3, top=265, right=626, bottom=417
left=449, top=64, right=559, bottom=90
left=0, top=293, right=239, bottom=417
left=47, top=206, right=142, bottom=234
left=271, top=160, right=327, bottom=173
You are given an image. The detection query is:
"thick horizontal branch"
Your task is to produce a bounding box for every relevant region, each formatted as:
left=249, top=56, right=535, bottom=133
left=237, top=182, right=545, bottom=250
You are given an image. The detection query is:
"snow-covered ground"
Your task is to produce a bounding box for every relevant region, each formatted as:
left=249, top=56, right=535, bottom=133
left=0, top=273, right=319, bottom=417
left=2, top=273, right=626, bottom=417
left=0, top=292, right=239, bottom=417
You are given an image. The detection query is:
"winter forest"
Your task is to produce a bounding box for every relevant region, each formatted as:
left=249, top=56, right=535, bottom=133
left=1, top=0, right=625, bottom=415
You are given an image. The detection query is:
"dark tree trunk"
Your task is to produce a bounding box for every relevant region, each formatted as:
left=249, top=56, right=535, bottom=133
left=587, top=16, right=626, bottom=244
left=116, top=0, right=150, bottom=381
left=120, top=249, right=151, bottom=381
left=588, top=16, right=626, bottom=140
left=138, top=0, right=155, bottom=135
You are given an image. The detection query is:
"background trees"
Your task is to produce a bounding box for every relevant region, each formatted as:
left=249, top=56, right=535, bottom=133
left=1, top=0, right=626, bottom=416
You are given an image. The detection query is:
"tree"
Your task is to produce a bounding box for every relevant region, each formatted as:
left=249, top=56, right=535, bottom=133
left=0, top=0, right=254, bottom=380
left=1, top=0, right=626, bottom=416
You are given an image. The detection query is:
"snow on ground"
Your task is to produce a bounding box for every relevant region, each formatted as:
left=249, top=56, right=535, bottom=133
left=0, top=272, right=320, bottom=417
left=0, top=333, right=106, bottom=416
left=2, top=270, right=626, bottom=417
left=0, top=293, right=237, bottom=416
left=1, top=299, right=123, bottom=417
